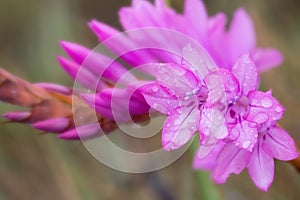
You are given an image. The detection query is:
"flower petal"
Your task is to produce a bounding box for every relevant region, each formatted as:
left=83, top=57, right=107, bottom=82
left=263, top=126, right=298, bottom=161
left=247, top=90, right=284, bottom=124
left=89, top=20, right=158, bottom=67
left=193, top=141, right=225, bottom=171
left=182, top=44, right=216, bottom=79
left=226, top=9, right=256, bottom=63
left=251, top=48, right=283, bottom=72
left=199, top=108, right=228, bottom=139
left=184, top=0, right=208, bottom=41
left=60, top=41, right=136, bottom=84
left=155, top=63, right=200, bottom=97
left=58, top=123, right=101, bottom=140
left=205, top=68, right=239, bottom=106
left=140, top=82, right=179, bottom=115
left=231, top=54, right=258, bottom=95
left=231, top=120, right=258, bottom=151
left=213, top=143, right=251, bottom=183
left=32, top=117, right=70, bottom=133
left=247, top=142, right=274, bottom=191
left=57, top=56, right=106, bottom=90
left=162, top=106, right=199, bottom=151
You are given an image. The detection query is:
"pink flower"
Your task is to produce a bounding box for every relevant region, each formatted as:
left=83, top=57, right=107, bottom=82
left=193, top=122, right=298, bottom=191
left=141, top=46, right=297, bottom=190
left=117, top=0, right=283, bottom=72
left=58, top=0, right=283, bottom=123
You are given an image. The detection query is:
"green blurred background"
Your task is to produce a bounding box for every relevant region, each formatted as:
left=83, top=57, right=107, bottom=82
left=0, top=0, right=300, bottom=199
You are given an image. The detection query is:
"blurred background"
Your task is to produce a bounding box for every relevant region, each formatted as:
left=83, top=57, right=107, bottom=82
left=0, top=0, right=300, bottom=199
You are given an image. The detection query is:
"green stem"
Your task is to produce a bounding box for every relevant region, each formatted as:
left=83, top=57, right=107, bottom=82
left=190, top=137, right=222, bottom=200
left=165, top=0, right=172, bottom=7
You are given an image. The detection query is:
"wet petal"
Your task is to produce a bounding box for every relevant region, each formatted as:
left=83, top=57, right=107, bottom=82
left=182, top=44, right=216, bottom=79
left=205, top=68, right=239, bottom=105
left=247, top=142, right=274, bottom=191
left=199, top=108, right=228, bottom=139
left=231, top=54, right=258, bottom=95
left=247, top=90, right=284, bottom=124
left=162, top=106, right=199, bottom=151
left=155, top=63, right=200, bottom=97
left=141, top=82, right=179, bottom=115
left=231, top=120, right=258, bottom=151
left=263, top=126, right=298, bottom=161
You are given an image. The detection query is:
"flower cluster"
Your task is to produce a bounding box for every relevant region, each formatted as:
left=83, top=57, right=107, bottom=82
left=0, top=0, right=298, bottom=191
left=140, top=46, right=297, bottom=191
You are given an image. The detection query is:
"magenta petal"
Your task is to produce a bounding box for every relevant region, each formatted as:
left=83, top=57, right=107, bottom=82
left=251, top=48, right=283, bottom=72
left=162, top=107, right=199, bottom=151
left=32, top=117, right=69, bottom=133
left=60, top=41, right=135, bottom=84
left=263, top=126, right=298, bottom=161
left=247, top=143, right=274, bottom=191
left=184, top=0, right=208, bottom=40
left=226, top=8, right=255, bottom=62
left=57, top=56, right=105, bottom=90
left=193, top=141, right=225, bottom=171
left=232, top=120, right=258, bottom=151
left=199, top=108, right=228, bottom=139
left=119, top=0, right=157, bottom=29
left=155, top=63, right=200, bottom=97
left=247, top=90, right=284, bottom=124
left=141, top=82, right=179, bottom=114
left=213, top=143, right=251, bottom=184
left=182, top=44, right=216, bottom=79
left=3, top=111, right=31, bottom=121
left=231, top=54, right=258, bottom=95
left=58, top=123, right=101, bottom=140
left=34, top=83, right=72, bottom=95
left=88, top=20, right=119, bottom=41
left=89, top=20, right=157, bottom=67
left=204, top=71, right=226, bottom=105
left=204, top=68, right=239, bottom=105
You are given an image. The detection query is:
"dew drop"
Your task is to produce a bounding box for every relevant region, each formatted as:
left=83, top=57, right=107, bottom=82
left=255, top=112, right=269, bottom=123
left=261, top=97, right=273, bottom=108
left=242, top=140, right=251, bottom=149
left=151, top=86, right=159, bottom=92
left=192, top=88, right=200, bottom=95
left=275, top=106, right=283, bottom=113
left=184, top=96, right=190, bottom=101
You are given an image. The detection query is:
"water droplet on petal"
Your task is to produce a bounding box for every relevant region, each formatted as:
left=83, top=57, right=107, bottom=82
left=192, top=88, right=200, bottom=95
left=242, top=140, right=251, bottom=149
left=184, top=96, right=190, bottom=101
left=275, top=106, right=283, bottom=113
left=261, top=97, right=273, bottom=108
left=255, top=112, right=269, bottom=123
left=151, top=86, right=159, bottom=92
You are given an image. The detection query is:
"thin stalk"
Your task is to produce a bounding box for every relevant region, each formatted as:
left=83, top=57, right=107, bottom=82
left=190, top=137, right=222, bottom=200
